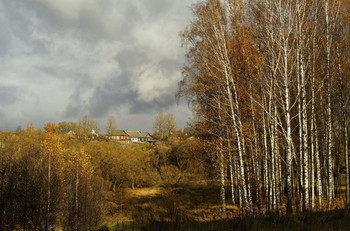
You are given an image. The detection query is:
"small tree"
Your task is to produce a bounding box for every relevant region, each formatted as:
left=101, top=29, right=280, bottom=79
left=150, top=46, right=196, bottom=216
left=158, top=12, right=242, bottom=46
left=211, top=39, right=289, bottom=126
left=153, top=112, right=176, bottom=140
left=77, top=116, right=100, bottom=141
left=105, top=116, right=117, bottom=135
left=26, top=122, right=35, bottom=133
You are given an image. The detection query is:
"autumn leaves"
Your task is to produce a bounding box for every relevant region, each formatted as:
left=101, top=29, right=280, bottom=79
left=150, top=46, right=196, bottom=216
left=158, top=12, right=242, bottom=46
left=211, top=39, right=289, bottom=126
left=180, top=0, right=350, bottom=215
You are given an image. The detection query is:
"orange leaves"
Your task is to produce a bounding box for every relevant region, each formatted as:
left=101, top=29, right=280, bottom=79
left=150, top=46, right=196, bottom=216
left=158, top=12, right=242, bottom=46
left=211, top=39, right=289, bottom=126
left=241, top=121, right=258, bottom=144
left=44, top=122, right=58, bottom=133
left=228, top=26, right=263, bottom=83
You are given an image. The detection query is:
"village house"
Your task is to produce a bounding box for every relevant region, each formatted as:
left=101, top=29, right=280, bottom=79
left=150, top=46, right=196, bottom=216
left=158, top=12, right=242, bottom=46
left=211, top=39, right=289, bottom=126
left=106, top=130, right=131, bottom=144
left=106, top=130, right=153, bottom=144
left=125, top=131, right=153, bottom=143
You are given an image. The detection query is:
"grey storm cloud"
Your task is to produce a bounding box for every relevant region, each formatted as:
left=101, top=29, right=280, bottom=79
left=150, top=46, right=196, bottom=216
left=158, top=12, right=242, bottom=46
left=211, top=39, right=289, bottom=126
left=0, top=87, right=18, bottom=105
left=0, top=0, right=195, bottom=131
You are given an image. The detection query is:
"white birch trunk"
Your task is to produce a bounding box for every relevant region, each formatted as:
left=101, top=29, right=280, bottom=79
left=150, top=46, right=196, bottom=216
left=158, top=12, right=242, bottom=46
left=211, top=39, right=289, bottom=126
left=325, top=0, right=334, bottom=208
left=262, top=110, right=270, bottom=212
left=301, top=52, right=309, bottom=211
left=219, top=138, right=226, bottom=214
left=227, top=128, right=235, bottom=205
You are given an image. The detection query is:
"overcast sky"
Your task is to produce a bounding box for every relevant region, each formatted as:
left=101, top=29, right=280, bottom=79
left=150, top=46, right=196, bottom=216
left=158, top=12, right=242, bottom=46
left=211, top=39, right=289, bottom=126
left=0, top=0, right=197, bottom=132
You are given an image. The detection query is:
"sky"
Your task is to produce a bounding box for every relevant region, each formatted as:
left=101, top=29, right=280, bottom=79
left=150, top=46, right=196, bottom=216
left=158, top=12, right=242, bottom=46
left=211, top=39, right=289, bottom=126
left=0, top=0, right=198, bottom=133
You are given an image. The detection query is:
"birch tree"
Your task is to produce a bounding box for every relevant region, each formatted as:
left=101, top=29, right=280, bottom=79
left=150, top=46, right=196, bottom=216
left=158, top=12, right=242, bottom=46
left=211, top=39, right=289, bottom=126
left=180, top=0, right=350, bottom=215
left=40, top=123, right=64, bottom=230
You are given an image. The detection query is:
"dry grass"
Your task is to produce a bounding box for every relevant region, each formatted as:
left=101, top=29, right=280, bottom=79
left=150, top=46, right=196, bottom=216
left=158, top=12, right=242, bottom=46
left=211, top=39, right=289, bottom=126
left=103, top=184, right=350, bottom=231
left=114, top=183, right=242, bottom=227
left=124, top=187, right=163, bottom=199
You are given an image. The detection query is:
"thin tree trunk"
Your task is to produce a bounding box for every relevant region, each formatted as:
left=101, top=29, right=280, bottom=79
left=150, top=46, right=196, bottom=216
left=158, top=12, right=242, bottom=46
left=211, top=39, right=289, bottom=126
left=46, top=152, right=51, bottom=231
left=262, top=110, right=270, bottom=212
left=284, top=44, right=294, bottom=214
left=76, top=167, right=79, bottom=210
left=229, top=149, right=235, bottom=205
left=297, top=39, right=304, bottom=212
left=346, top=120, right=350, bottom=207
left=274, top=106, right=280, bottom=213
left=227, top=128, right=235, bottom=205
left=218, top=101, right=226, bottom=215
left=251, top=94, right=260, bottom=212
left=314, top=87, right=323, bottom=209
left=311, top=124, right=315, bottom=210
left=219, top=138, right=226, bottom=215
left=301, top=51, right=309, bottom=211
left=325, top=0, right=334, bottom=208
left=270, top=104, right=277, bottom=212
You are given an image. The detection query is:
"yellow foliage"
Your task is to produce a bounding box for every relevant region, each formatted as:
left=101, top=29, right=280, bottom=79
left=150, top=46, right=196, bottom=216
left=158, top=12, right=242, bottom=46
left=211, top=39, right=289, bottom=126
left=44, top=122, right=58, bottom=133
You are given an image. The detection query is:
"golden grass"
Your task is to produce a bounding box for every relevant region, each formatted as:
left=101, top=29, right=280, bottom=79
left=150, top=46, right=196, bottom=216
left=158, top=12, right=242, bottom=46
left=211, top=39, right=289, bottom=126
left=124, top=187, right=163, bottom=199
left=103, top=184, right=350, bottom=230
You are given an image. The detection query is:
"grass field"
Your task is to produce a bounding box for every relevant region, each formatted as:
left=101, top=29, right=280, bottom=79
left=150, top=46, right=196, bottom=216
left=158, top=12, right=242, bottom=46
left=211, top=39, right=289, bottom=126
left=100, top=183, right=350, bottom=231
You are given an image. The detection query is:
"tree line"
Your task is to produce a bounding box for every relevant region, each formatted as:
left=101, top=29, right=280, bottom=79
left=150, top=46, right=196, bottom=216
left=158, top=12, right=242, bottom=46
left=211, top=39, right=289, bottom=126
left=179, top=0, right=350, bottom=215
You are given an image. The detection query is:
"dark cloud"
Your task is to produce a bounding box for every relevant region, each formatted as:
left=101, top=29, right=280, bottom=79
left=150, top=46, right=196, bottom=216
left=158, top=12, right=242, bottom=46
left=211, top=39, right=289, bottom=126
left=129, top=95, right=175, bottom=114
left=0, top=24, right=11, bottom=56
left=0, top=86, right=18, bottom=105
left=0, top=93, right=17, bottom=105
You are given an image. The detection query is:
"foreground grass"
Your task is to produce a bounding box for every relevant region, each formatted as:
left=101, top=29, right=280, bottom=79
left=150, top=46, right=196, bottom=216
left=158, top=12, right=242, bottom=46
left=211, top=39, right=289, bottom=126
left=105, top=210, right=350, bottom=231
left=101, top=184, right=350, bottom=231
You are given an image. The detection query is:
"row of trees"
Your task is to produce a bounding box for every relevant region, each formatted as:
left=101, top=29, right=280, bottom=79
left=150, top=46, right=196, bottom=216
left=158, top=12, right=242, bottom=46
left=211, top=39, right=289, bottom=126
left=16, top=112, right=178, bottom=143
left=57, top=116, right=105, bottom=139
left=57, top=113, right=177, bottom=142
left=179, top=0, right=350, bottom=215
